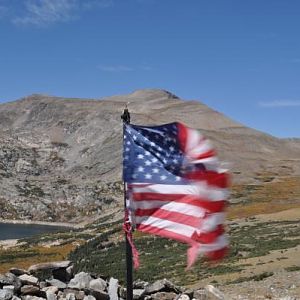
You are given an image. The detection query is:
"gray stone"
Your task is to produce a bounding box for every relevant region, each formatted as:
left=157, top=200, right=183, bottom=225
left=46, top=279, right=67, bottom=290
left=19, top=274, right=39, bottom=286
left=176, top=294, right=190, bottom=300
left=28, top=262, right=72, bottom=274
left=2, top=286, right=14, bottom=293
left=0, top=273, right=21, bottom=291
left=108, top=278, right=118, bottom=300
left=11, top=296, right=21, bottom=300
left=39, top=282, right=47, bottom=289
left=133, top=289, right=145, bottom=300
left=83, top=296, right=96, bottom=300
left=193, top=289, right=207, bottom=300
left=66, top=293, right=76, bottom=300
left=151, top=292, right=177, bottom=300
left=133, top=280, right=149, bottom=289
left=46, top=292, right=57, bottom=300
left=89, top=278, right=106, bottom=293
left=9, top=268, right=28, bottom=276
left=23, top=297, right=46, bottom=300
left=42, top=286, right=59, bottom=294
left=68, top=273, right=92, bottom=290
left=90, top=290, right=109, bottom=300
left=62, top=289, right=86, bottom=300
left=204, top=285, right=225, bottom=300
left=20, top=285, right=40, bottom=296
left=53, top=267, right=73, bottom=283
left=144, top=279, right=180, bottom=295
left=0, top=289, right=14, bottom=300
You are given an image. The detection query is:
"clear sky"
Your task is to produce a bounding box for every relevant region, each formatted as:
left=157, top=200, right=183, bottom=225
left=0, top=0, right=299, bottom=138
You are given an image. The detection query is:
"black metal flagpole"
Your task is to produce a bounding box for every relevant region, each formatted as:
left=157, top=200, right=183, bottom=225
left=121, top=105, right=133, bottom=300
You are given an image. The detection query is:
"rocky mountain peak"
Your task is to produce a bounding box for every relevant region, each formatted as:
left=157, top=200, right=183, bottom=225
left=0, top=90, right=299, bottom=222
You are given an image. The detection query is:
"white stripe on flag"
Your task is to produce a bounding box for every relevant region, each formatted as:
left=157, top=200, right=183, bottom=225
left=200, top=212, right=226, bottom=232
left=134, top=200, right=206, bottom=218
left=136, top=216, right=196, bottom=237
left=132, top=183, right=229, bottom=201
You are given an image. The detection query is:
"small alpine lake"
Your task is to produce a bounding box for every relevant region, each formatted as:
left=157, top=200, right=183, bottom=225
left=0, top=222, right=68, bottom=240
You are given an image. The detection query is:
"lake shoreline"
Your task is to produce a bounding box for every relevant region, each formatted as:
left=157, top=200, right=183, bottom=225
left=0, top=218, right=79, bottom=229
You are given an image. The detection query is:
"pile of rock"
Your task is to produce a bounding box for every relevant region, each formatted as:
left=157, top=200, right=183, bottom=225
left=0, top=261, right=224, bottom=300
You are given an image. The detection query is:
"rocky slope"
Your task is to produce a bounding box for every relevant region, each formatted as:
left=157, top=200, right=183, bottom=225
left=0, top=89, right=299, bottom=222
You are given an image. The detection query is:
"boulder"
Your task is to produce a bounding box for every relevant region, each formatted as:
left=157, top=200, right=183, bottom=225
left=19, top=275, right=39, bottom=286
left=46, top=279, right=67, bottom=290
left=150, top=292, right=177, bottom=300
left=0, top=273, right=21, bottom=291
left=193, top=289, right=207, bottom=300
left=52, top=266, right=73, bottom=283
left=2, top=286, right=15, bottom=293
left=90, top=290, right=109, bottom=300
left=204, top=285, right=225, bottom=300
left=176, top=294, right=190, bottom=300
left=144, top=279, right=181, bottom=295
left=20, top=285, right=40, bottom=296
left=66, top=293, right=76, bottom=300
left=62, top=289, right=86, bottom=300
left=9, top=268, right=28, bottom=276
left=0, top=289, right=14, bottom=300
left=68, top=273, right=92, bottom=290
left=108, top=278, right=118, bottom=300
left=133, top=289, right=145, bottom=300
left=89, top=278, right=106, bottom=292
left=42, top=286, right=59, bottom=294
left=46, top=292, right=57, bottom=300
left=28, top=261, right=72, bottom=274
left=133, top=280, right=149, bottom=289
left=83, top=296, right=96, bottom=300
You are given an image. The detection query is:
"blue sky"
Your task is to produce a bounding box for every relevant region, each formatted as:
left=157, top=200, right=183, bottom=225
left=0, top=0, right=299, bottom=138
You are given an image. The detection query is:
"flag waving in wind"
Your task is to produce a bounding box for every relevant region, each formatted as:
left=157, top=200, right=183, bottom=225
left=123, top=122, right=230, bottom=268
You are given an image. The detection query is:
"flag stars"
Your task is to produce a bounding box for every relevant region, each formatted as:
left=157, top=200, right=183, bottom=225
left=145, top=160, right=152, bottom=166
left=152, top=168, right=159, bottom=173
left=138, top=166, right=144, bottom=172
left=145, top=173, right=152, bottom=179
left=137, top=154, right=144, bottom=159
left=160, top=175, right=167, bottom=180
left=152, top=158, right=158, bottom=163
left=169, top=146, right=175, bottom=152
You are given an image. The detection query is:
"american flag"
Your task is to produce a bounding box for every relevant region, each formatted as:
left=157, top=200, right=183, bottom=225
left=123, top=122, right=229, bottom=267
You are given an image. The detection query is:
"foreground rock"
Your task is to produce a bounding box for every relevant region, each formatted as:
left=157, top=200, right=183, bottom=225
left=0, top=261, right=230, bottom=300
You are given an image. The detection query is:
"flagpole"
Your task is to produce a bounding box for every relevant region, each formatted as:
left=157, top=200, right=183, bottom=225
left=121, top=105, right=133, bottom=300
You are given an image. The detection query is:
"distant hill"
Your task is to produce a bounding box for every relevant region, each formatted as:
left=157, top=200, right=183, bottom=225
left=0, top=89, right=299, bottom=222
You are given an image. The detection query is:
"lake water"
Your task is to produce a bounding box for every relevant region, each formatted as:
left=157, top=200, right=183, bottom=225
left=0, top=223, right=67, bottom=240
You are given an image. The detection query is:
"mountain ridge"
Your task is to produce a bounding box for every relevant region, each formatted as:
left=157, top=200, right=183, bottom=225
left=0, top=89, right=299, bottom=222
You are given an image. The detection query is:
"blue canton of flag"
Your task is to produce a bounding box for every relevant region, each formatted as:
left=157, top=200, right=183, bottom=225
left=123, top=123, right=186, bottom=184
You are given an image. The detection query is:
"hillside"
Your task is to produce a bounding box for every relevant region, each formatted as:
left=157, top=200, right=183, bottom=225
left=0, top=89, right=299, bottom=222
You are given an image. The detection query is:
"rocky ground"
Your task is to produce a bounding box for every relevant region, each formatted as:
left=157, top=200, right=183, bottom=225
left=0, top=260, right=299, bottom=300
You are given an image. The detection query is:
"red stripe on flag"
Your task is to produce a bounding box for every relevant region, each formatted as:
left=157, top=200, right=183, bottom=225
left=194, top=149, right=216, bottom=160
left=177, top=122, right=188, bottom=152
left=132, top=193, right=226, bottom=213
left=135, top=208, right=200, bottom=227
left=185, top=171, right=230, bottom=188
left=206, top=246, right=228, bottom=260
left=191, top=224, right=225, bottom=244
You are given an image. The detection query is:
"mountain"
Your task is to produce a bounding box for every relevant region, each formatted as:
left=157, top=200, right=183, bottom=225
left=0, top=89, right=299, bottom=222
